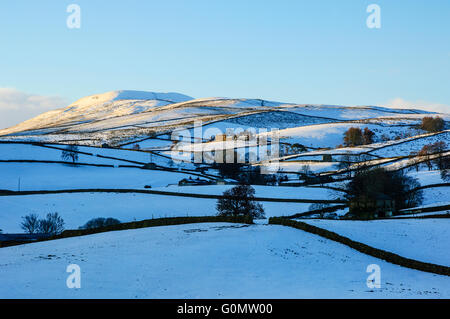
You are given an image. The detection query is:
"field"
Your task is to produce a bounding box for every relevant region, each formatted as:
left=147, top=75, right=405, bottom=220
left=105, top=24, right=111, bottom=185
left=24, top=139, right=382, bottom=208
left=302, top=219, right=450, bottom=266
left=1, top=223, right=449, bottom=299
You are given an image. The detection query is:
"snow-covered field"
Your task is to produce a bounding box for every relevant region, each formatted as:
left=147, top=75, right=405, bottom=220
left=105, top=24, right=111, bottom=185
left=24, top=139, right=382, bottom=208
left=0, top=192, right=317, bottom=233
left=368, top=131, right=450, bottom=158
left=409, top=170, right=446, bottom=186
left=0, top=163, right=195, bottom=191
left=302, top=219, right=450, bottom=266
left=420, top=187, right=450, bottom=207
left=154, top=184, right=338, bottom=200
left=0, top=193, right=216, bottom=233
left=1, top=223, right=449, bottom=299
left=273, top=161, right=338, bottom=173
left=284, top=105, right=432, bottom=120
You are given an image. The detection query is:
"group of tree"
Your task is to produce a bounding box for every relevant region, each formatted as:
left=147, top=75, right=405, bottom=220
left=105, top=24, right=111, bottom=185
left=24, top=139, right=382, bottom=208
left=215, top=162, right=288, bottom=186
left=343, top=127, right=376, bottom=147
left=21, top=213, right=65, bottom=236
left=216, top=184, right=265, bottom=219
left=215, top=161, right=244, bottom=180
left=289, top=143, right=307, bottom=154
left=79, top=217, right=121, bottom=230
left=420, top=116, right=445, bottom=132
left=344, top=167, right=423, bottom=215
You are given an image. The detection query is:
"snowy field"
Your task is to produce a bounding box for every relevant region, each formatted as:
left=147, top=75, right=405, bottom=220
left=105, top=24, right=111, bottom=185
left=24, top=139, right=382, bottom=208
left=285, top=105, right=431, bottom=120
left=408, top=170, right=447, bottom=186
left=0, top=143, right=157, bottom=164
left=302, top=219, right=450, bottom=266
left=216, top=111, right=335, bottom=130
left=259, top=123, right=424, bottom=149
left=0, top=163, right=195, bottom=191
left=368, top=131, right=450, bottom=158
left=154, top=184, right=338, bottom=200
left=273, top=161, right=338, bottom=173
left=0, top=193, right=315, bottom=233
left=1, top=223, right=449, bottom=299
left=420, top=187, right=450, bottom=207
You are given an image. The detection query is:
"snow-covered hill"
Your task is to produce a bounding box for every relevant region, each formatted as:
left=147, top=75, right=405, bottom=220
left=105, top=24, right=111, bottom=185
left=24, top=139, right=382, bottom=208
left=0, top=90, right=449, bottom=300
left=2, top=90, right=446, bottom=143
left=0, top=90, right=194, bottom=136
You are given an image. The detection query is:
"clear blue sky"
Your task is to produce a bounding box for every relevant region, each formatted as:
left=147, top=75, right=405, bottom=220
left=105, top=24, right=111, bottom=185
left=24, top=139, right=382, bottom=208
left=0, top=0, right=449, bottom=107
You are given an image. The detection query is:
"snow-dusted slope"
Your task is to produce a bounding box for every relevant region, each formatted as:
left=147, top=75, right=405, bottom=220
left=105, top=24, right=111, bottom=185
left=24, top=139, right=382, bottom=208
left=302, top=219, right=450, bottom=267
left=0, top=90, right=194, bottom=135
left=0, top=90, right=446, bottom=145
left=1, top=223, right=449, bottom=298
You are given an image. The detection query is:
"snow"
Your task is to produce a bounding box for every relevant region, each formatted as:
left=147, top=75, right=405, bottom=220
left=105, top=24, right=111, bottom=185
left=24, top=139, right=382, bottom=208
left=153, top=185, right=336, bottom=200
left=0, top=90, right=194, bottom=136
left=122, top=138, right=173, bottom=150
left=421, top=187, right=450, bottom=207
left=284, top=104, right=432, bottom=120
left=258, top=122, right=423, bottom=149
left=408, top=170, right=447, bottom=186
left=273, top=161, right=339, bottom=173
left=0, top=193, right=217, bottom=233
left=0, top=163, right=196, bottom=191
left=0, top=91, right=449, bottom=299
left=302, top=219, right=450, bottom=267
left=218, top=111, right=335, bottom=130
left=1, top=223, right=449, bottom=298
left=384, top=151, right=450, bottom=171
left=368, top=131, right=450, bottom=158
left=0, top=190, right=320, bottom=233
left=0, top=142, right=177, bottom=166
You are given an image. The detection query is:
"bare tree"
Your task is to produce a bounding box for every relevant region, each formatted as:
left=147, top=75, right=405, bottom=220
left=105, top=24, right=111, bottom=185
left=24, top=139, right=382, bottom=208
left=300, top=164, right=312, bottom=176
left=408, top=151, right=420, bottom=172
left=61, top=145, right=79, bottom=164
left=430, top=141, right=447, bottom=169
left=440, top=155, right=450, bottom=181
left=338, top=154, right=355, bottom=177
left=20, top=214, right=40, bottom=234
left=418, top=145, right=433, bottom=170
left=38, top=213, right=65, bottom=236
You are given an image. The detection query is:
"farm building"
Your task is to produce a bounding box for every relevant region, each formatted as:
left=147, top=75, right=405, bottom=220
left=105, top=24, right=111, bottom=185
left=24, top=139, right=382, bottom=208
left=349, top=193, right=396, bottom=218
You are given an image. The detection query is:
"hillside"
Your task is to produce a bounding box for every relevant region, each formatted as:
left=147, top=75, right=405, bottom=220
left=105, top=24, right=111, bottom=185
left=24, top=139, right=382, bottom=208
left=0, top=90, right=449, bottom=299
left=0, top=90, right=194, bottom=136
left=1, top=90, right=446, bottom=147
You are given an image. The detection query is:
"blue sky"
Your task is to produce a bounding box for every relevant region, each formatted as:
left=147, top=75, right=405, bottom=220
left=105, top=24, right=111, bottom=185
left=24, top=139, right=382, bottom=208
left=0, top=0, right=449, bottom=128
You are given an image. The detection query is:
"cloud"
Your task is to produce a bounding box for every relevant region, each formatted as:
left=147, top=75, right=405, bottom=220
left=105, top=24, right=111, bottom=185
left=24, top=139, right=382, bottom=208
left=0, top=88, right=68, bottom=130
left=384, top=98, right=450, bottom=114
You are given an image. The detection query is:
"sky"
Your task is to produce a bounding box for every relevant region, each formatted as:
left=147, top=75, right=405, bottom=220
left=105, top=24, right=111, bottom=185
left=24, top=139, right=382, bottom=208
left=0, top=0, right=449, bottom=129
